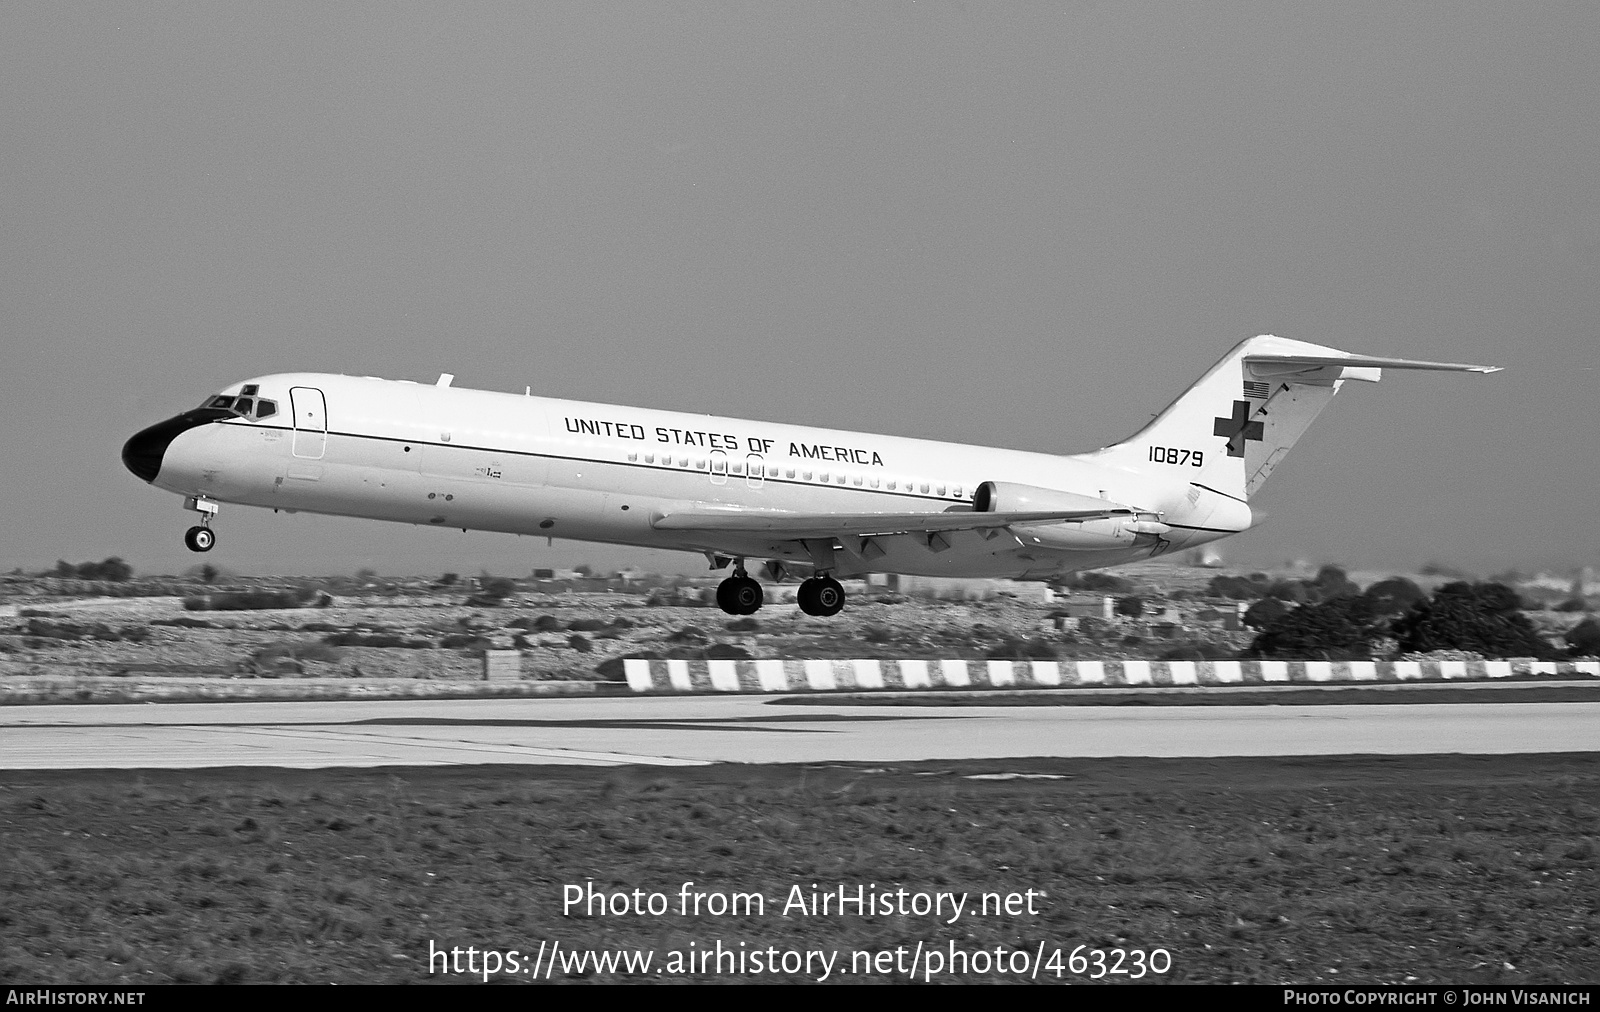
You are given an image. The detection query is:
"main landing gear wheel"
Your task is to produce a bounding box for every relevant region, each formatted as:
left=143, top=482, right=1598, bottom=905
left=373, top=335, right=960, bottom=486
left=715, top=575, right=764, bottom=615
left=797, top=576, right=845, bottom=617
left=184, top=526, right=215, bottom=553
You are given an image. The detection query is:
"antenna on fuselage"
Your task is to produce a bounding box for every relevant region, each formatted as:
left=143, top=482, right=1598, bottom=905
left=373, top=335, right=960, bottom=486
left=436, top=373, right=454, bottom=387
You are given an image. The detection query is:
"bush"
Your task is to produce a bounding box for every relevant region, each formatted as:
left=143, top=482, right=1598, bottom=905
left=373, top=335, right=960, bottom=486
left=1391, top=582, right=1557, bottom=660
left=1565, top=617, right=1600, bottom=657
left=184, top=589, right=324, bottom=611
left=1363, top=577, right=1426, bottom=615
left=1243, top=595, right=1388, bottom=661
left=1075, top=572, right=1134, bottom=594
left=567, top=618, right=609, bottom=632
left=1207, top=574, right=1271, bottom=600
left=1243, top=597, right=1289, bottom=629
left=1114, top=596, right=1144, bottom=618
left=1311, top=565, right=1361, bottom=601
left=726, top=617, right=761, bottom=633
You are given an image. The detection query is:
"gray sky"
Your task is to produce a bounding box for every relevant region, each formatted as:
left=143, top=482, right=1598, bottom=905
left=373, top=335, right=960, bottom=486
left=3, top=2, right=1596, bottom=579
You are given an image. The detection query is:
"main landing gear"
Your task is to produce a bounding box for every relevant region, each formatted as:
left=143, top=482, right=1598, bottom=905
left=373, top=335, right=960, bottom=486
left=715, top=566, right=764, bottom=615
left=796, top=575, right=845, bottom=617
left=182, top=496, right=218, bottom=553
left=713, top=558, right=847, bottom=617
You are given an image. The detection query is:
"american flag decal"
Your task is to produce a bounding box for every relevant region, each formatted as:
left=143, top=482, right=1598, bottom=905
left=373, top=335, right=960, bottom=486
left=1243, top=380, right=1271, bottom=399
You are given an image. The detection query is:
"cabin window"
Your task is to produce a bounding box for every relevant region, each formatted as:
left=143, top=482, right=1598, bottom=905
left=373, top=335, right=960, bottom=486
left=887, top=480, right=897, bottom=491
left=644, top=453, right=654, bottom=464
left=802, top=471, right=812, bottom=481
left=680, top=458, right=691, bottom=468
left=627, top=453, right=638, bottom=462
left=870, top=477, right=879, bottom=488
left=952, top=485, right=961, bottom=497
left=852, top=475, right=862, bottom=486
left=920, top=483, right=929, bottom=494
left=937, top=484, right=946, bottom=496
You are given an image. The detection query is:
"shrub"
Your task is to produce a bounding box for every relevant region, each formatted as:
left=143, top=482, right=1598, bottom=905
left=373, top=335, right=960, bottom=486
left=1243, top=597, right=1289, bottom=629
left=1565, top=618, right=1600, bottom=657
left=1363, top=577, right=1426, bottom=615
left=1075, top=572, right=1134, bottom=594
left=1391, top=582, right=1557, bottom=659
left=1243, top=595, right=1388, bottom=661
left=704, top=642, right=751, bottom=660
left=567, top=618, right=609, bottom=632
left=1114, top=596, right=1144, bottom=618
left=1207, top=574, right=1271, bottom=600
left=184, top=589, right=322, bottom=611
left=567, top=634, right=593, bottom=653
left=667, top=626, right=707, bottom=643
left=726, top=617, right=761, bottom=633
left=1311, top=565, right=1361, bottom=601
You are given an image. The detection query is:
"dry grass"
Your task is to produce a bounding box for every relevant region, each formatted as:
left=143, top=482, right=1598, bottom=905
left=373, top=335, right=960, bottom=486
left=1, top=756, right=1595, bottom=984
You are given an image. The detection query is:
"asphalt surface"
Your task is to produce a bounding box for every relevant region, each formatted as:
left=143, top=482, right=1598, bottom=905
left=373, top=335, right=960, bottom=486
left=2, top=692, right=1595, bottom=769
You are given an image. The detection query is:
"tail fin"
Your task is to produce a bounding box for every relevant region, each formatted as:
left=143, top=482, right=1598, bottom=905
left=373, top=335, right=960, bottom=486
left=1091, top=335, right=1499, bottom=501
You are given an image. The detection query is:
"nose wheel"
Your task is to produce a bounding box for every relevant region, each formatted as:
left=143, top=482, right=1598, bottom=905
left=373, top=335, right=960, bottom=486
left=181, top=496, right=219, bottom=552
left=797, top=576, right=845, bottom=616
left=184, top=526, right=216, bottom=552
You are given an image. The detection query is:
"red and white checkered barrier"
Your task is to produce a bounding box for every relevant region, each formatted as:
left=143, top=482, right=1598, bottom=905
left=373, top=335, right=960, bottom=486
left=622, top=657, right=1600, bottom=694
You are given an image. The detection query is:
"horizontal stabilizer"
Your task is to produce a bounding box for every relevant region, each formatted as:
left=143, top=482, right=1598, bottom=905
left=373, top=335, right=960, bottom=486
left=653, top=504, right=1133, bottom=540
left=1244, top=352, right=1502, bottom=375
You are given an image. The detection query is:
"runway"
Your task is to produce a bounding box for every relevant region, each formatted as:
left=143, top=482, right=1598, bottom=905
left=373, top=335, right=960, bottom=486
left=2, top=694, right=1595, bottom=769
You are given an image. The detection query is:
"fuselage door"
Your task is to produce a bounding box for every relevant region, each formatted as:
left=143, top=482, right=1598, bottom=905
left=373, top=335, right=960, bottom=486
left=290, top=386, right=328, bottom=459
left=709, top=449, right=729, bottom=485
left=746, top=453, right=765, bottom=489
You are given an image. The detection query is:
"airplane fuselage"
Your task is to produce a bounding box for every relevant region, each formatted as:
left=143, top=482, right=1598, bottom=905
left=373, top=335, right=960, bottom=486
left=129, top=372, right=1241, bottom=581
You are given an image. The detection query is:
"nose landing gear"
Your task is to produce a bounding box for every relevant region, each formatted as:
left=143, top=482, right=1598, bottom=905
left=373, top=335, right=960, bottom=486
left=182, top=496, right=219, bottom=553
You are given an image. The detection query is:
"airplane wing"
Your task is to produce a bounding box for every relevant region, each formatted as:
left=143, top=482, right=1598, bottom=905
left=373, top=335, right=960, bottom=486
left=651, top=504, right=1134, bottom=541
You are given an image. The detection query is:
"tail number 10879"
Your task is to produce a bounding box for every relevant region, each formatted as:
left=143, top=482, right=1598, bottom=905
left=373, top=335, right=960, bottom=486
left=1149, top=446, right=1204, bottom=467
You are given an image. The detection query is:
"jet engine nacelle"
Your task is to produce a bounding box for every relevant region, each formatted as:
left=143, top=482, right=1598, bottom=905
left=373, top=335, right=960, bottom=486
left=973, top=481, right=1125, bottom=515
left=974, top=481, right=1170, bottom=551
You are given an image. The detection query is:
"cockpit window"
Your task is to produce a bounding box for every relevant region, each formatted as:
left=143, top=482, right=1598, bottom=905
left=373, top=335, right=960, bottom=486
left=200, top=392, right=275, bottom=420
left=241, top=384, right=259, bottom=396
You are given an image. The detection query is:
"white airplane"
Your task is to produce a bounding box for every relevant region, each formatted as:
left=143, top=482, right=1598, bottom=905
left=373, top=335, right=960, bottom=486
left=122, top=335, right=1498, bottom=616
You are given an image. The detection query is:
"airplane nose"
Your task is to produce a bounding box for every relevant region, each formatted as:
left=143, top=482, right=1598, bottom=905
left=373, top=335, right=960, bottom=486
left=121, top=408, right=228, bottom=484
left=121, top=425, right=169, bottom=483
